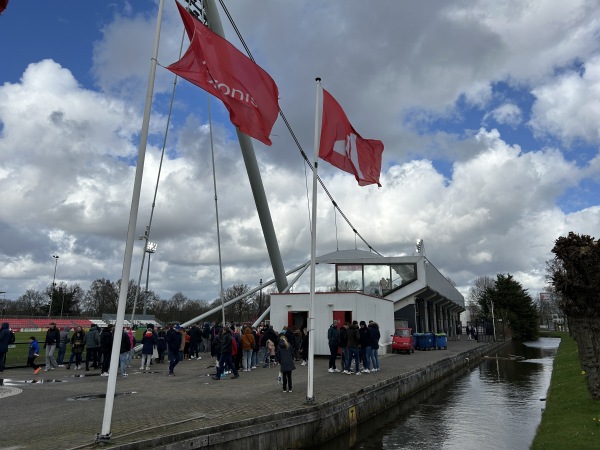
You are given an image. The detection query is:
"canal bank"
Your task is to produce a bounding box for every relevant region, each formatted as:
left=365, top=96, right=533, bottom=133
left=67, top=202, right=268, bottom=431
left=0, top=339, right=505, bottom=449
left=532, top=332, right=600, bottom=449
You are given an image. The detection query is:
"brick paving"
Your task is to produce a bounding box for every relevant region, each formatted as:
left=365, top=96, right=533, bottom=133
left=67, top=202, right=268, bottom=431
left=0, top=339, right=485, bottom=449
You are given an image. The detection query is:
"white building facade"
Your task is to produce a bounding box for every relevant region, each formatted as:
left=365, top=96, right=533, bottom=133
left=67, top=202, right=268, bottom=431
left=270, top=249, right=465, bottom=355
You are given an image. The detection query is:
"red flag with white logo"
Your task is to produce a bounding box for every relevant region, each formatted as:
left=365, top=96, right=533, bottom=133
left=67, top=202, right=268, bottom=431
left=167, top=1, right=280, bottom=146
left=319, top=89, right=384, bottom=187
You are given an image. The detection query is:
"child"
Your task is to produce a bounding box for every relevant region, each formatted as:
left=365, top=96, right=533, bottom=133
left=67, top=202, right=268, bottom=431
left=266, top=339, right=276, bottom=367
left=28, top=336, right=41, bottom=374
left=276, top=336, right=296, bottom=393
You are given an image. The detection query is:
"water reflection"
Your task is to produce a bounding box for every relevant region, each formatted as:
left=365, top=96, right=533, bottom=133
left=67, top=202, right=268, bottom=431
left=316, top=338, right=559, bottom=450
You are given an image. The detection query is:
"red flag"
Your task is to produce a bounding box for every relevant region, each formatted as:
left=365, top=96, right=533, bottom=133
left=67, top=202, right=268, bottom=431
left=0, top=0, right=9, bottom=15
left=167, top=1, right=279, bottom=146
left=319, top=89, right=384, bottom=187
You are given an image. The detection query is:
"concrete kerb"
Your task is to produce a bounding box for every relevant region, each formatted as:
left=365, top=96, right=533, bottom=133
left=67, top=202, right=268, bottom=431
left=102, top=341, right=508, bottom=449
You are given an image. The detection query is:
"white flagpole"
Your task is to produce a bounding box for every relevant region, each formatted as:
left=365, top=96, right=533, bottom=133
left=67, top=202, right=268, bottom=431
left=97, top=0, right=165, bottom=442
left=307, top=77, right=322, bottom=403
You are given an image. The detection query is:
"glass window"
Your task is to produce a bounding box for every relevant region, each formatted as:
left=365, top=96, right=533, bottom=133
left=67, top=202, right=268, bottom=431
left=363, top=265, right=391, bottom=296
left=336, top=264, right=363, bottom=292
left=391, top=264, right=417, bottom=288
left=395, top=328, right=411, bottom=337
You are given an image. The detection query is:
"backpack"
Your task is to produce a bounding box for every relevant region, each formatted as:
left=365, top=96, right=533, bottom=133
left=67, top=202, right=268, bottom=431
left=8, top=331, right=16, bottom=345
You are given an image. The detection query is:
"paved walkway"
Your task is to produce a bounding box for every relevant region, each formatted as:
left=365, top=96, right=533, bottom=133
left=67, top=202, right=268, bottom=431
left=0, top=339, right=486, bottom=449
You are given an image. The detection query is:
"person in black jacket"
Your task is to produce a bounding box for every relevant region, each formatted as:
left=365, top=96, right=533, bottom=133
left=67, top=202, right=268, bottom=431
left=327, top=320, right=340, bottom=373
left=212, top=327, right=238, bottom=380
left=211, top=328, right=222, bottom=362
left=156, top=327, right=167, bottom=363
left=189, top=324, right=202, bottom=359
left=359, top=321, right=371, bottom=373
left=300, top=328, right=309, bottom=366
left=344, top=321, right=361, bottom=375
left=43, top=322, right=61, bottom=372
left=100, top=324, right=114, bottom=376
left=276, top=336, right=296, bottom=392
left=0, top=322, right=12, bottom=374
left=367, top=321, right=381, bottom=372
left=167, top=324, right=183, bottom=376
left=66, top=326, right=85, bottom=370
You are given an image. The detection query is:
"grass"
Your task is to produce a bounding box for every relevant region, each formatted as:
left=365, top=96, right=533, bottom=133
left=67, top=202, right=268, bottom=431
left=3, top=329, right=147, bottom=369
left=531, top=331, right=600, bottom=449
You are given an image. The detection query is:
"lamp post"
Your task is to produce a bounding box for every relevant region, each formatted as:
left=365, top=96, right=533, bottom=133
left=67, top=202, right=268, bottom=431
left=144, top=242, right=157, bottom=316
left=490, top=299, right=496, bottom=342
left=258, top=278, right=263, bottom=313
left=48, top=255, right=59, bottom=318
left=60, top=289, right=66, bottom=319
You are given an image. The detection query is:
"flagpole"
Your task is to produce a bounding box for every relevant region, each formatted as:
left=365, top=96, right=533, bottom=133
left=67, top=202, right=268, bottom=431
left=307, top=77, right=322, bottom=404
left=97, top=0, right=165, bottom=442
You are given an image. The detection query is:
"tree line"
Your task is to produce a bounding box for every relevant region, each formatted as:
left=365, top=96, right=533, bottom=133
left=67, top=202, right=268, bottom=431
left=0, top=279, right=272, bottom=325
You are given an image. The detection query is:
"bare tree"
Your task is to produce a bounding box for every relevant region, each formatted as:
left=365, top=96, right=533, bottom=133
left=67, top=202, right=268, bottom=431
left=14, top=289, right=47, bottom=315
left=81, top=278, right=118, bottom=316
left=466, top=276, right=494, bottom=320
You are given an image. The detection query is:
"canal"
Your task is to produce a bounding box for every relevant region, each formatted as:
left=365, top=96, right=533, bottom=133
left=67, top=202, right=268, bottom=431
left=317, top=337, right=560, bottom=450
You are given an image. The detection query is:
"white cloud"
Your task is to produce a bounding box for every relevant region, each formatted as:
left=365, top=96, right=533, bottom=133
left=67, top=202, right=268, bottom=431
left=529, top=56, right=600, bottom=144
left=484, top=103, right=522, bottom=126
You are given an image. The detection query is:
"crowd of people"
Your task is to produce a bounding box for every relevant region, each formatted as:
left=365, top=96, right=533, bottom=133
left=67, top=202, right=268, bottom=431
left=1, top=318, right=383, bottom=391
left=326, top=320, right=381, bottom=375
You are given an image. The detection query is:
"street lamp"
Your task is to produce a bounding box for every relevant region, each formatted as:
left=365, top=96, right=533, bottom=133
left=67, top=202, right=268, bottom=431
left=489, top=299, right=496, bottom=342
left=258, top=278, right=263, bottom=313
left=48, top=255, right=59, bottom=318
left=60, top=289, right=66, bottom=319
left=144, top=242, right=157, bottom=316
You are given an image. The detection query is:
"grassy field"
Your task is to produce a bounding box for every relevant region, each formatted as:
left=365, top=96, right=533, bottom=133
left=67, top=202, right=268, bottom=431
left=531, top=331, right=600, bottom=449
left=3, top=329, right=147, bottom=369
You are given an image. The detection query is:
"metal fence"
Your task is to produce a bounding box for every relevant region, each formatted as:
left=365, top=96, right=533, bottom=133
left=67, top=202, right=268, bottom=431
left=467, top=318, right=508, bottom=342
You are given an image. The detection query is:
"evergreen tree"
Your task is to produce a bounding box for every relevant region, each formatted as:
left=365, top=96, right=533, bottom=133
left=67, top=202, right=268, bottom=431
left=479, top=273, right=539, bottom=341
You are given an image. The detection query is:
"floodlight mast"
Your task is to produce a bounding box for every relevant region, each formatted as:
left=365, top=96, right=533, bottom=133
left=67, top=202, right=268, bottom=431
left=48, top=255, right=59, bottom=317
left=144, top=242, right=157, bottom=316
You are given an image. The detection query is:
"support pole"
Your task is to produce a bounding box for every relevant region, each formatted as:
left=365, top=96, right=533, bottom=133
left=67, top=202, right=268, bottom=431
left=97, top=0, right=165, bottom=442
left=307, top=78, right=322, bottom=403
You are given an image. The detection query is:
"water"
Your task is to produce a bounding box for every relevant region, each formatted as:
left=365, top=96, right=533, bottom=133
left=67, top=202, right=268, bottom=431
left=317, top=338, right=559, bottom=450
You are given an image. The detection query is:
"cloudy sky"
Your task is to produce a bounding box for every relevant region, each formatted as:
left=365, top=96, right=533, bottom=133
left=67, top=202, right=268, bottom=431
left=1, top=0, right=599, bottom=307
